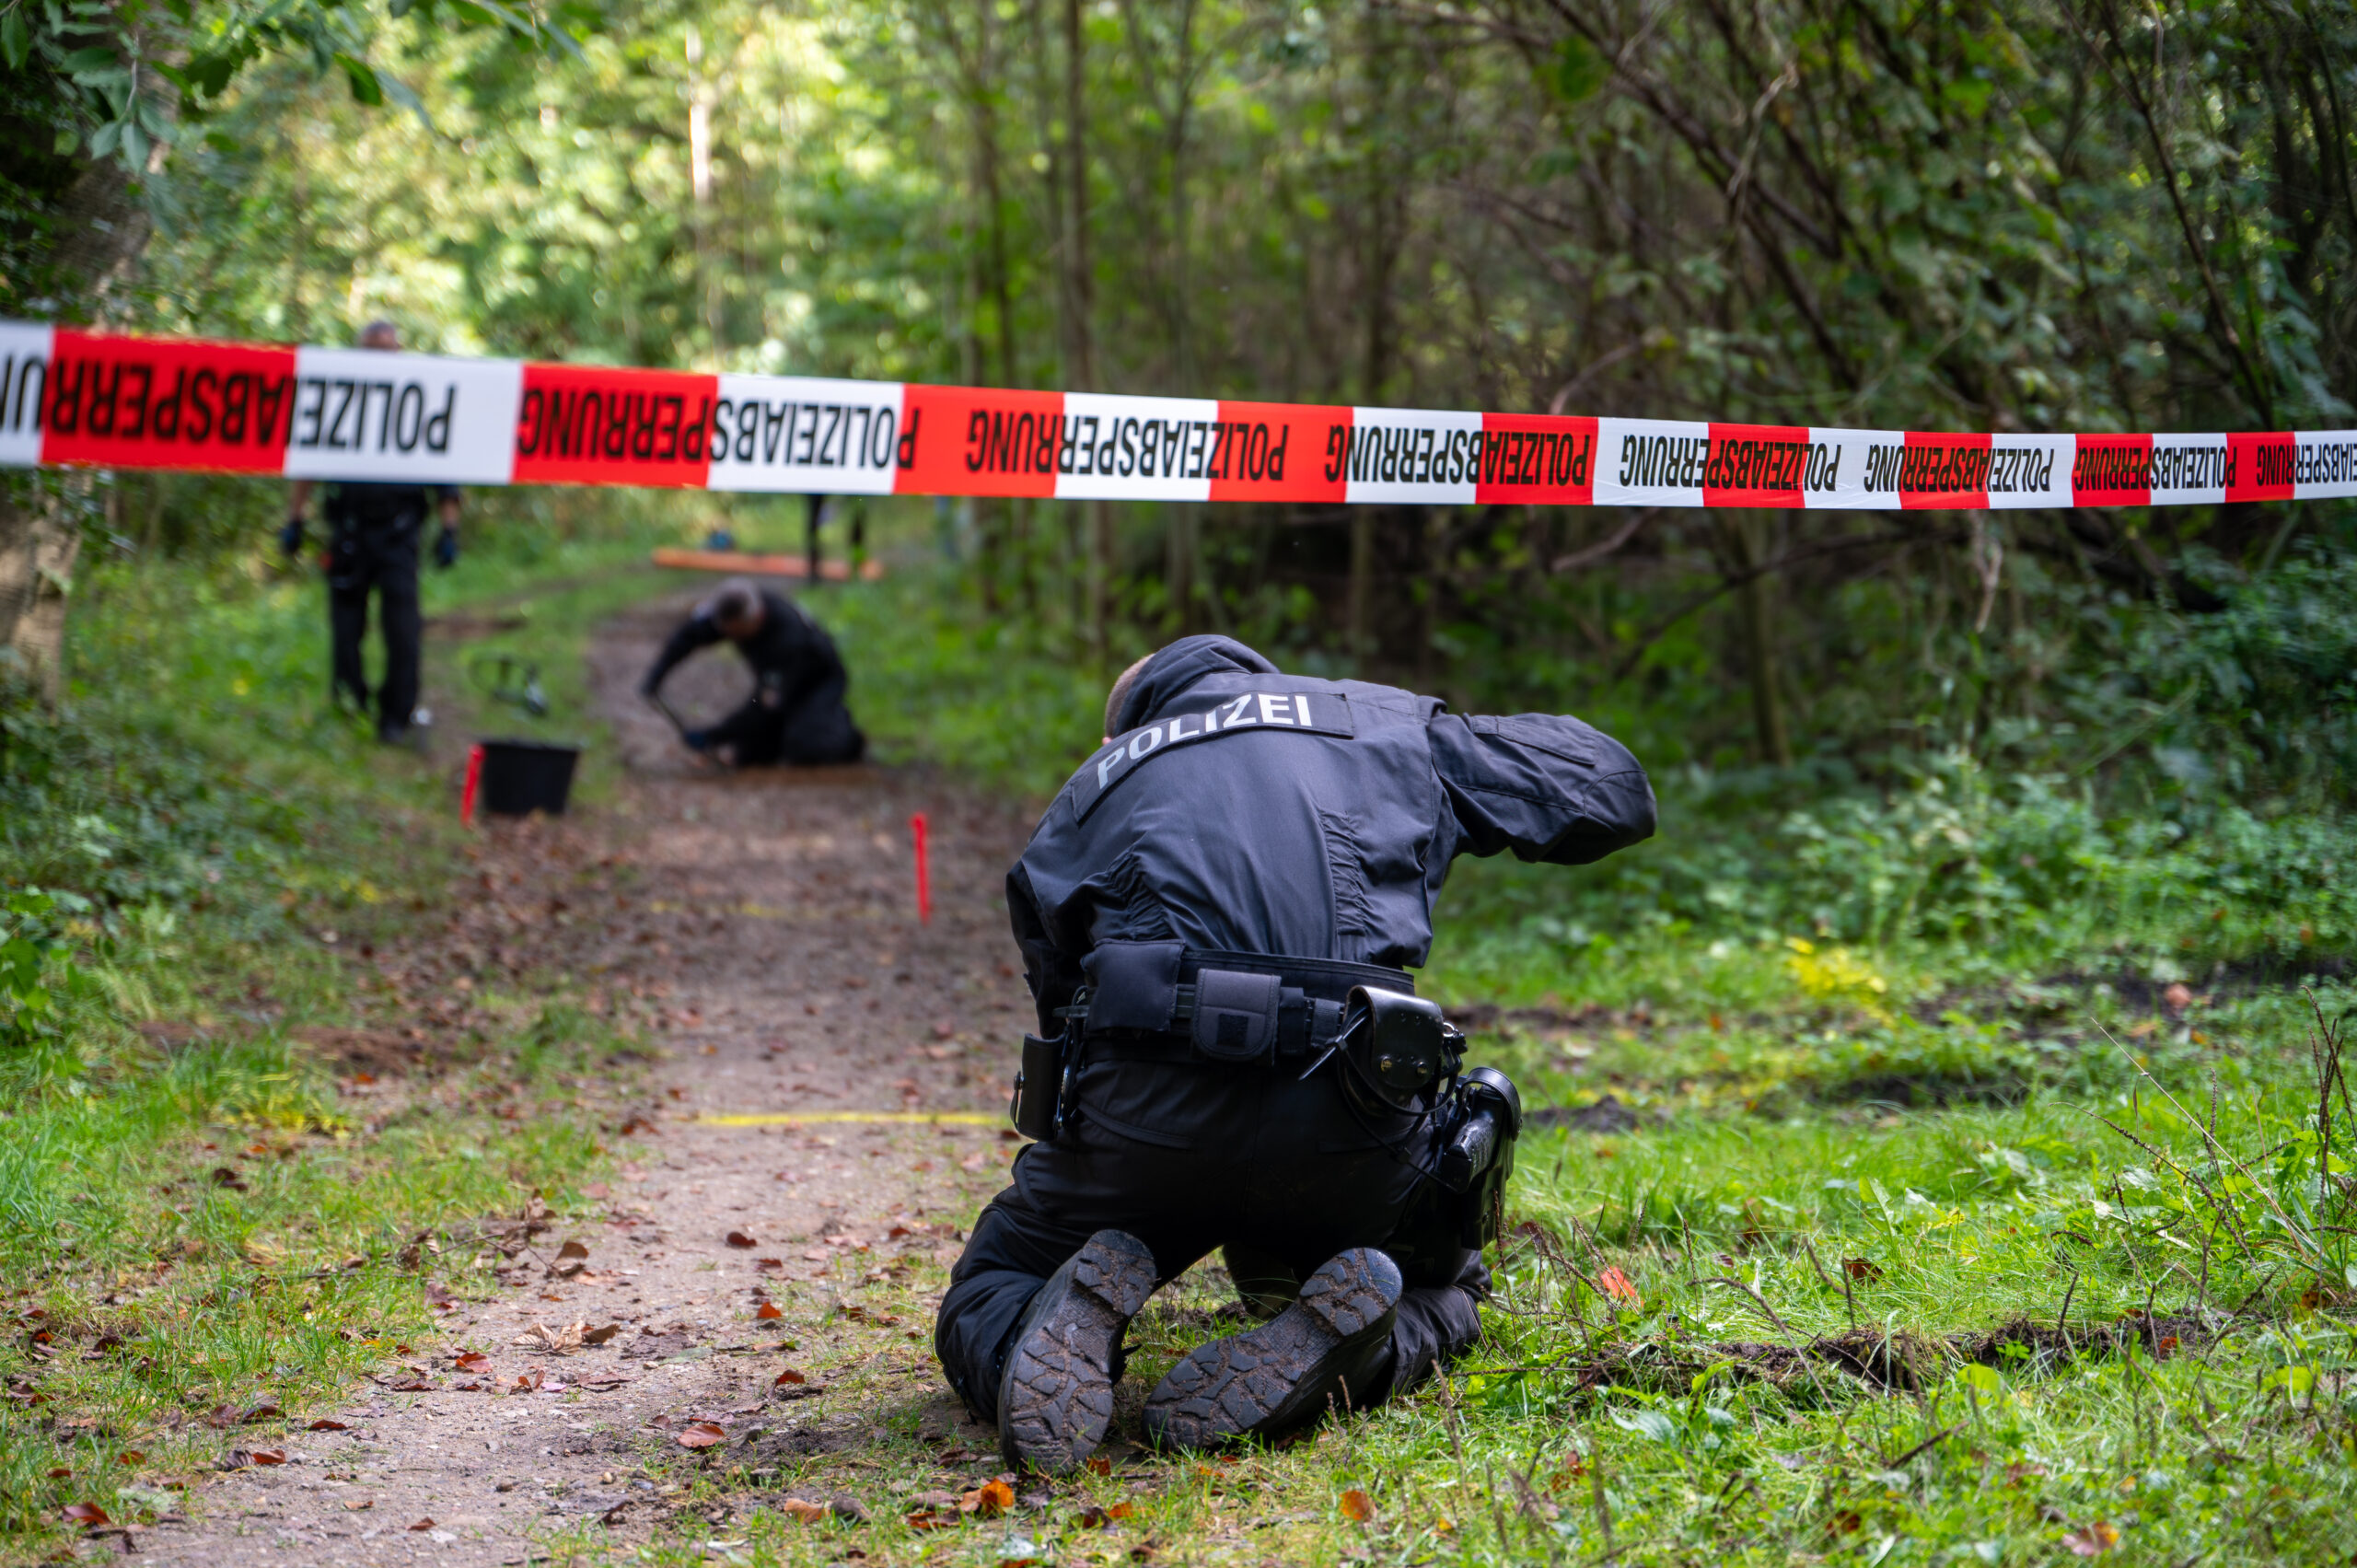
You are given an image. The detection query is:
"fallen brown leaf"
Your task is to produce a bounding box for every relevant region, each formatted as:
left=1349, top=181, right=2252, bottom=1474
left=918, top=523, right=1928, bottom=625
left=407, top=1516, right=435, bottom=1531
left=514, top=1321, right=584, bottom=1354
left=677, top=1421, right=728, bottom=1449
left=63, top=1503, right=110, bottom=1527
left=1339, top=1489, right=1375, bottom=1522
left=726, top=1230, right=758, bottom=1249
left=756, top=1303, right=784, bottom=1319
left=453, top=1352, right=492, bottom=1372
left=777, top=1497, right=828, bottom=1522
left=960, top=1478, right=1015, bottom=1517
left=1084, top=1456, right=1112, bottom=1477
left=116, top=1451, right=144, bottom=1466
left=2064, top=1521, right=2120, bottom=1556
left=248, top=1449, right=286, bottom=1466
left=343, top=1499, right=372, bottom=1512
left=1842, top=1257, right=1887, bottom=1282
left=581, top=1323, right=621, bottom=1346
left=774, top=1368, right=807, bottom=1386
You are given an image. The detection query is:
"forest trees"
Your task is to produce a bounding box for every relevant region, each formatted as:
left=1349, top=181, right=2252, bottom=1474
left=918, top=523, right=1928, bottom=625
left=14, top=0, right=2357, bottom=792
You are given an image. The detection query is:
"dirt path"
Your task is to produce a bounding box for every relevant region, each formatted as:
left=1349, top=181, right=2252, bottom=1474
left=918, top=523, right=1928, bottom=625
left=150, top=598, right=1043, bottom=1567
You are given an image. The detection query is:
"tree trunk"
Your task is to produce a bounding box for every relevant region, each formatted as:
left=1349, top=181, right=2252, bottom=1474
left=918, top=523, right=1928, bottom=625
left=1060, top=0, right=1109, bottom=663
left=1722, top=512, right=1793, bottom=767
left=0, top=479, right=82, bottom=708
left=1349, top=510, right=1376, bottom=666
left=1166, top=505, right=1197, bottom=633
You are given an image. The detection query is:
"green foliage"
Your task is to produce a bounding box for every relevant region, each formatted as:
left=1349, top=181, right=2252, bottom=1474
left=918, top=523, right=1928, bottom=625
left=0, top=548, right=629, bottom=1555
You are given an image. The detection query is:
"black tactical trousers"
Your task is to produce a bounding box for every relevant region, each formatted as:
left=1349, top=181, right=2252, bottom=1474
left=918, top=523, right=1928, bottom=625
left=935, top=1055, right=1488, bottom=1423
left=325, top=518, right=422, bottom=737
left=707, top=669, right=865, bottom=765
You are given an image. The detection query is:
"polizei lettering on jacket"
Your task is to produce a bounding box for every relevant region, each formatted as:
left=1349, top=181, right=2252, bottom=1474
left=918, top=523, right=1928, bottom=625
left=1069, top=691, right=1356, bottom=822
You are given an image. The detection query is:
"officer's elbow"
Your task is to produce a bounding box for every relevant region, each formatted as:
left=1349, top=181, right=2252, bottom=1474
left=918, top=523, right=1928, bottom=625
left=1599, top=772, right=1659, bottom=852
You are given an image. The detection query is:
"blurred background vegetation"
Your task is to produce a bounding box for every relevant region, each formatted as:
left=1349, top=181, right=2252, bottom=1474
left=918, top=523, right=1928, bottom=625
left=3, top=0, right=2354, bottom=983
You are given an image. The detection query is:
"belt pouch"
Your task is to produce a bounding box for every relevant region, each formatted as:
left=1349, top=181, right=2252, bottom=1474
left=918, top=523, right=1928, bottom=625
left=1191, top=969, right=1282, bottom=1062
left=1011, top=1032, right=1063, bottom=1142
left=1081, top=941, right=1184, bottom=1033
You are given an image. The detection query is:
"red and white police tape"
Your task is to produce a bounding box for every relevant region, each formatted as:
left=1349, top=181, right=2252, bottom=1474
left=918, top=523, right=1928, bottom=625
left=4, top=319, right=2353, bottom=510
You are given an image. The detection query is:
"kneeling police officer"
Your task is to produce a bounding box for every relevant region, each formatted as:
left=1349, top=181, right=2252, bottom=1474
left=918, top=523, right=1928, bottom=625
left=639, top=577, right=865, bottom=766
left=936, top=634, right=1655, bottom=1470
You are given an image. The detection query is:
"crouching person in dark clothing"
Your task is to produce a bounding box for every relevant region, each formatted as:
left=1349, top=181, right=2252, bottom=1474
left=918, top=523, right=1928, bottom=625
left=639, top=577, right=865, bottom=766
left=935, top=633, right=1657, bottom=1471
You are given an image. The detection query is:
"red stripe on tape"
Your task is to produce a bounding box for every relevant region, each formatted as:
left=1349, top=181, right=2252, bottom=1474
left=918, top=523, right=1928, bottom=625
left=1213, top=401, right=1349, bottom=503
left=2225, top=431, right=2296, bottom=503
left=1702, top=423, right=1811, bottom=508
left=1902, top=431, right=1993, bottom=510
left=42, top=331, right=296, bottom=472
left=511, top=364, right=716, bottom=487
left=896, top=385, right=1063, bottom=497
left=1476, top=413, right=1597, bottom=506
left=2070, top=433, right=2153, bottom=508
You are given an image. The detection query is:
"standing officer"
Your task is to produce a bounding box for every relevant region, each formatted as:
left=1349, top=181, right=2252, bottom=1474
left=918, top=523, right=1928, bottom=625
left=638, top=577, right=865, bottom=766
left=936, top=633, right=1656, bottom=1470
left=280, top=320, right=459, bottom=745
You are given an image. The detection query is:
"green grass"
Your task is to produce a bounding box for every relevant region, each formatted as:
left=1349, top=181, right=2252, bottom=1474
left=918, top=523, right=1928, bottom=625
left=12, top=498, right=2353, bottom=1564
left=552, top=527, right=2352, bottom=1567
left=0, top=528, right=644, bottom=1556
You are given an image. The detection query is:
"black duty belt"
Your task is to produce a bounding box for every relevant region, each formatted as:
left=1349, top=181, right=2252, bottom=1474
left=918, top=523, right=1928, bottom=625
left=1058, top=942, right=1415, bottom=1067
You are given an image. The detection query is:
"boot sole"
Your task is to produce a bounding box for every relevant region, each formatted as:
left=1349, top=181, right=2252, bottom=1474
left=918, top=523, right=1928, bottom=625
left=1144, top=1247, right=1402, bottom=1451
left=999, top=1230, right=1159, bottom=1472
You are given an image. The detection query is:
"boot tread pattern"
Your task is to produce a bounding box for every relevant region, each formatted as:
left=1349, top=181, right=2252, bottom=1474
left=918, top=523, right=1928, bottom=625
left=1000, top=1231, right=1157, bottom=1472
left=1144, top=1248, right=1401, bottom=1451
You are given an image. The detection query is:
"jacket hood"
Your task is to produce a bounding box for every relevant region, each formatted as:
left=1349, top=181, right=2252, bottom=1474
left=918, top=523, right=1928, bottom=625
left=1113, top=635, right=1281, bottom=731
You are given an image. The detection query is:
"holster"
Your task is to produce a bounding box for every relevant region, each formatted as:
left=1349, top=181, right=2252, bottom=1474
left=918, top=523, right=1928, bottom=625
left=1009, top=1028, right=1071, bottom=1143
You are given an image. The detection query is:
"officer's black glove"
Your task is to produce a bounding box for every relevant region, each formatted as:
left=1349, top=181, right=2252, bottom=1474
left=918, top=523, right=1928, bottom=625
left=433, top=527, right=459, bottom=569
left=277, top=517, right=305, bottom=558
left=680, top=727, right=713, bottom=752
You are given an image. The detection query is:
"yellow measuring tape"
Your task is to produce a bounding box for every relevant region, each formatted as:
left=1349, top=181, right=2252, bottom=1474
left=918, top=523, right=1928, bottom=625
left=697, top=1110, right=1004, bottom=1128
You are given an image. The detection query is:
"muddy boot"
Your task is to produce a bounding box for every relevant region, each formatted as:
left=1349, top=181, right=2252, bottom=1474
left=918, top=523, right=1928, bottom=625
left=1143, top=1247, right=1401, bottom=1451
left=996, top=1229, right=1159, bottom=1474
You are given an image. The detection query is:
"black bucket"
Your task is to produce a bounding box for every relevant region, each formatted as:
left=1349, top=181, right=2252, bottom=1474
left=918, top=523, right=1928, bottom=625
left=476, top=738, right=581, bottom=818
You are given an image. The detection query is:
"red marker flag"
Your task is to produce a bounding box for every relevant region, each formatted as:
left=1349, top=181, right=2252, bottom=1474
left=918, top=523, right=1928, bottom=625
left=910, top=812, right=932, bottom=924
left=461, top=744, right=484, bottom=827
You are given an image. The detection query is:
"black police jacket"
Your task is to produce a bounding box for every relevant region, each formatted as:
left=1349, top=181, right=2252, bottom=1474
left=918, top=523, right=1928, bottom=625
left=1008, top=634, right=1656, bottom=1033
left=643, top=587, right=855, bottom=726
